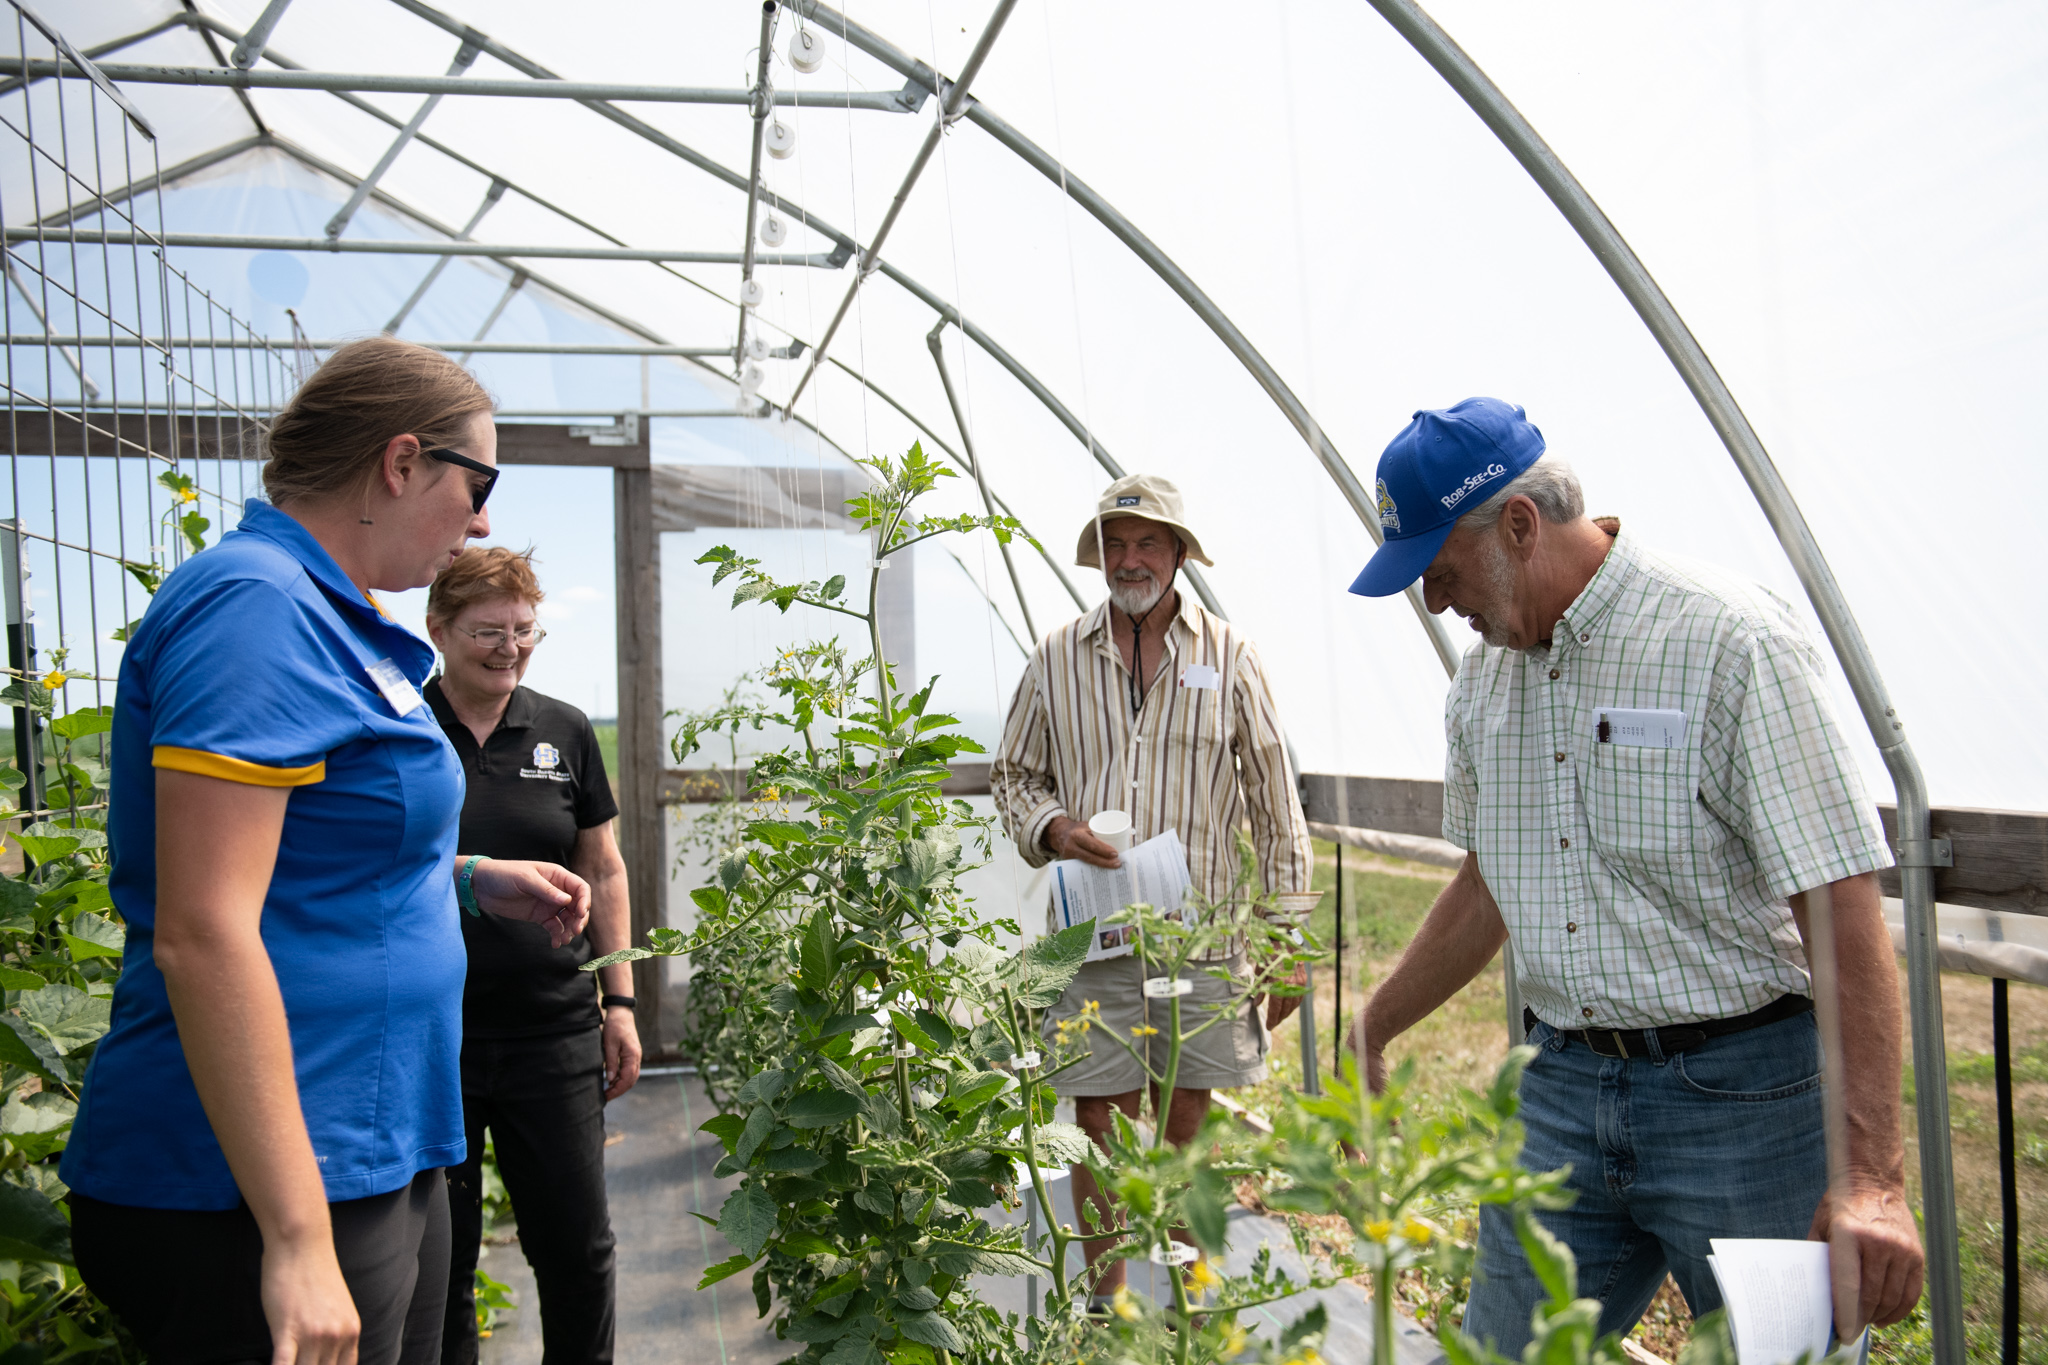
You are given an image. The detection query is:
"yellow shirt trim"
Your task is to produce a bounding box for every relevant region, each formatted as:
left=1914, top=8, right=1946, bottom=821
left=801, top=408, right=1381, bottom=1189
left=152, top=746, right=326, bottom=788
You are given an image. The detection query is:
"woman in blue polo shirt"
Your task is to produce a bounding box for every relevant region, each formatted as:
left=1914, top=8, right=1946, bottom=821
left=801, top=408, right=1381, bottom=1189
left=61, top=338, right=590, bottom=1365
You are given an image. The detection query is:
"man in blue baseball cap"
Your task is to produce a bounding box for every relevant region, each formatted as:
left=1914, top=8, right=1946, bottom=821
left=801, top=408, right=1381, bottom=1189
left=1346, top=400, right=1924, bottom=1354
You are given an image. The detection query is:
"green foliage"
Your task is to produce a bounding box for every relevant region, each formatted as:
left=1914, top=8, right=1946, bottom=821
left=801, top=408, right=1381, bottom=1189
left=614, top=443, right=1666, bottom=1365
left=474, top=1265, right=517, bottom=1336
left=0, top=741, right=128, bottom=1359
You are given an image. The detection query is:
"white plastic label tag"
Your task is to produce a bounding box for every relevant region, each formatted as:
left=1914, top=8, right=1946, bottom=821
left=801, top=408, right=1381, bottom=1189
left=1148, top=1242, right=1199, bottom=1265
left=365, top=658, right=423, bottom=717
left=1594, top=707, right=1685, bottom=749
left=1013, top=1050, right=1042, bottom=1070
left=1143, top=977, right=1193, bottom=999
left=1179, top=664, right=1219, bottom=690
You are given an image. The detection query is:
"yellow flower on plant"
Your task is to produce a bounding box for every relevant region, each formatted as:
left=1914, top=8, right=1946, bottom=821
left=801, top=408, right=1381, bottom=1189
left=1186, top=1256, right=1220, bottom=1294
left=1111, top=1287, right=1140, bottom=1322
left=1364, top=1220, right=1394, bottom=1243
left=39, top=672, right=64, bottom=691
left=1222, top=1325, right=1248, bottom=1357
left=178, top=486, right=198, bottom=504
left=1400, top=1217, right=1434, bottom=1246
left=1130, top=1025, right=1158, bottom=1038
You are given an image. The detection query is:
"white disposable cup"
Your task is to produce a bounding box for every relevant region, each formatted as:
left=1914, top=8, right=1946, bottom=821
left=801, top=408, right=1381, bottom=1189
left=1087, top=809, right=1133, bottom=852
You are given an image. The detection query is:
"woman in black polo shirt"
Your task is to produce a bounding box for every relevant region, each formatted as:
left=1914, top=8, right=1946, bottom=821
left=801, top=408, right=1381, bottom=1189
left=423, top=547, right=641, bottom=1365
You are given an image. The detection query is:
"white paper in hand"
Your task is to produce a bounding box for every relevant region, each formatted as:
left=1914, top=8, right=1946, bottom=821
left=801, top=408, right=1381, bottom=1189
left=1051, top=830, right=1192, bottom=961
left=1706, top=1239, right=1833, bottom=1364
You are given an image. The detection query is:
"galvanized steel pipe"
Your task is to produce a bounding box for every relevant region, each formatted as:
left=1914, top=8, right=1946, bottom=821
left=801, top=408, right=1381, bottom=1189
left=1360, top=1, right=1961, bottom=1357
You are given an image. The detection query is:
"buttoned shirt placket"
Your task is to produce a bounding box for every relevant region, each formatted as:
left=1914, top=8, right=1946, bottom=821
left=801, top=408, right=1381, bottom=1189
left=1543, top=572, right=1625, bottom=1028
left=1094, top=605, right=1186, bottom=811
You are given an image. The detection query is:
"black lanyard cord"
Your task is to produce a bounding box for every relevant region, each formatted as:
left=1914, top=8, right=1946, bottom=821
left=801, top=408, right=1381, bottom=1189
left=1124, top=589, right=1173, bottom=718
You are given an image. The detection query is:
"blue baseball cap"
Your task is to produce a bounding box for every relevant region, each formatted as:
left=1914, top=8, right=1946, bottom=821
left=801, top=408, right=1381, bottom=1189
left=1347, top=398, right=1546, bottom=598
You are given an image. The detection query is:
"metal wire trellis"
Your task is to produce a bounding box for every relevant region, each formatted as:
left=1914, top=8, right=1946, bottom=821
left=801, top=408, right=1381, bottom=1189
left=1, top=1, right=295, bottom=827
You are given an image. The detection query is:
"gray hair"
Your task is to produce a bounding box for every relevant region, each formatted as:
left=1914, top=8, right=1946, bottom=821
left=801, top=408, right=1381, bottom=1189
left=1455, top=455, right=1584, bottom=533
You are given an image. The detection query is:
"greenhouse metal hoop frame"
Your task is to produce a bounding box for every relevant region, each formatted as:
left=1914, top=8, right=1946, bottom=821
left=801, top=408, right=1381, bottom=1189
left=6, top=0, right=1965, bottom=1357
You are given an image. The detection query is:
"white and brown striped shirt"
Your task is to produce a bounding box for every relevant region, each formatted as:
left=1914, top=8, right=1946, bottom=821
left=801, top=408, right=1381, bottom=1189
left=991, top=592, right=1313, bottom=959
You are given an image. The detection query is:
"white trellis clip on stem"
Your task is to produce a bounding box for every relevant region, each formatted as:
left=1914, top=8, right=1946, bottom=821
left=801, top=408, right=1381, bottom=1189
left=1142, top=977, right=1192, bottom=999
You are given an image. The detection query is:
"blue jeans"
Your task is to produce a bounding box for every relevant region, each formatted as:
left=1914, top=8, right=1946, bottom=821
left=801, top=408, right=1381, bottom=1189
left=1461, top=1011, right=1827, bottom=1356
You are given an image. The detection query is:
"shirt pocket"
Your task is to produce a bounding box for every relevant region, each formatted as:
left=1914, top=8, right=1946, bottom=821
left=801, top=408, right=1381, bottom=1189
left=1583, top=743, right=1695, bottom=885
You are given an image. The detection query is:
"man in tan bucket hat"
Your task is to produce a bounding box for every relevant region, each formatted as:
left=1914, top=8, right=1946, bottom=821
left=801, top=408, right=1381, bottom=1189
left=991, top=473, right=1314, bottom=1307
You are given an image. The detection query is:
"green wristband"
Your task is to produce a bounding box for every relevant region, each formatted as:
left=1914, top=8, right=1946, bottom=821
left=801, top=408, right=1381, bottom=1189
left=457, top=855, right=488, bottom=917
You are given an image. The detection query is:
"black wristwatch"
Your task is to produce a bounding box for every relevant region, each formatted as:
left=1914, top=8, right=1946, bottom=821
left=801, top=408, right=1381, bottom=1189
left=601, top=994, right=637, bottom=1011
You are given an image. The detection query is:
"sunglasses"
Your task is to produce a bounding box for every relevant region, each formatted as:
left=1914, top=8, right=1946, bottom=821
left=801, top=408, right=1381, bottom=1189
left=426, top=448, right=500, bottom=514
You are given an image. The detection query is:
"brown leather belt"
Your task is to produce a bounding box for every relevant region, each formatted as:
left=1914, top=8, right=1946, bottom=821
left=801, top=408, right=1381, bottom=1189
left=1526, top=992, right=1814, bottom=1060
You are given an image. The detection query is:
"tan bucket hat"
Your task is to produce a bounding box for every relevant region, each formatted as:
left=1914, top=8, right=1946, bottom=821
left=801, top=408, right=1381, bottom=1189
left=1075, top=473, right=1213, bottom=568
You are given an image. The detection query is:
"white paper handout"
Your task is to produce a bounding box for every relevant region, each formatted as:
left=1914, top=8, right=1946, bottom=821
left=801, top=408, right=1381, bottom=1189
left=1705, top=1239, right=1836, bottom=1364
left=1051, top=830, right=1192, bottom=961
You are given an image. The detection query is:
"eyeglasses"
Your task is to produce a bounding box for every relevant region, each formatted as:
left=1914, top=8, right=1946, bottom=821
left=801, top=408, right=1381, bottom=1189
left=457, top=624, right=547, bottom=649
left=426, top=448, right=499, bottom=514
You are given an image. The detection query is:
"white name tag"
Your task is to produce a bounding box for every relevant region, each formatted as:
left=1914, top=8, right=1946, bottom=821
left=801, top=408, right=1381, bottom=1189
left=1595, top=707, right=1685, bottom=748
left=1178, top=664, right=1219, bottom=691
left=365, top=658, right=424, bottom=717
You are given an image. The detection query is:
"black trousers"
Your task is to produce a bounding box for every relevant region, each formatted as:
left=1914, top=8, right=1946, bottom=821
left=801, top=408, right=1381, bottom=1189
left=71, top=1166, right=450, bottom=1365
left=442, top=1027, right=616, bottom=1365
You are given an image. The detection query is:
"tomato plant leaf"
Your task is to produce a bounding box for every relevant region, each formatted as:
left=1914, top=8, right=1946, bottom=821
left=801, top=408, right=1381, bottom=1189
left=699, top=1112, right=747, bottom=1154
left=716, top=1183, right=778, bottom=1259
left=0, top=1180, right=72, bottom=1264
left=696, top=1251, right=760, bottom=1289
left=799, top=905, right=838, bottom=995
left=736, top=1104, right=775, bottom=1165
left=893, top=1310, right=964, bottom=1352
left=784, top=1090, right=861, bottom=1129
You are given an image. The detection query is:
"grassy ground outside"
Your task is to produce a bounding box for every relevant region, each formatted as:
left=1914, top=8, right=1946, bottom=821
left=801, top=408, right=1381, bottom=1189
left=1226, top=840, right=2045, bottom=1363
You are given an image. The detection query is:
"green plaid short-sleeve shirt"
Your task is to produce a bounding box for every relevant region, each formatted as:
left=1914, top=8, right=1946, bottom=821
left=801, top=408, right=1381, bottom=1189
left=1443, top=527, right=1893, bottom=1030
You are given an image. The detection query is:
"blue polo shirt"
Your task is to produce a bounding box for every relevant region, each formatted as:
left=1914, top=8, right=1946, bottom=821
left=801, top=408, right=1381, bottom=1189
left=63, top=500, right=468, bottom=1210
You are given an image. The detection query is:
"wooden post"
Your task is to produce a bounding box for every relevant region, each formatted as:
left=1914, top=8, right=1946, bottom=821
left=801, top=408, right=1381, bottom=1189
left=612, top=450, right=665, bottom=1053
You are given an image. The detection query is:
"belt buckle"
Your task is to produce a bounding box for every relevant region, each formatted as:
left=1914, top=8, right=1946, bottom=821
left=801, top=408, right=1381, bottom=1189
left=1609, top=1030, right=1630, bottom=1059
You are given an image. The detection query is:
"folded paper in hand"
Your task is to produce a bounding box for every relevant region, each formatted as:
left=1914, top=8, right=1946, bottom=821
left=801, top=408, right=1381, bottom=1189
left=1706, top=1238, right=1865, bottom=1364
left=1052, top=830, right=1192, bottom=961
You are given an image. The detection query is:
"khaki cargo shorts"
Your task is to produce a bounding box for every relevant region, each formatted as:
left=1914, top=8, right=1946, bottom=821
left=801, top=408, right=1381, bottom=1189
left=1040, top=952, right=1269, bottom=1096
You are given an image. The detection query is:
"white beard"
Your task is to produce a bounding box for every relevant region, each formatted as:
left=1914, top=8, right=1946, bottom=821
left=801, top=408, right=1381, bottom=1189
left=1465, top=535, right=1518, bottom=649
left=1108, top=572, right=1166, bottom=617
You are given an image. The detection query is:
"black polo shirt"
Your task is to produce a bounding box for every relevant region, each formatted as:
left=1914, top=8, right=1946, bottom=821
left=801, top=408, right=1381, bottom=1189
left=425, top=679, right=620, bottom=1039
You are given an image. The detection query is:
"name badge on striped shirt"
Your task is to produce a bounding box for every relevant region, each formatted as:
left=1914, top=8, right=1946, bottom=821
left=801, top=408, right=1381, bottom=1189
left=1179, top=664, right=1219, bottom=690
left=1595, top=707, right=1684, bottom=748
left=365, top=658, right=424, bottom=717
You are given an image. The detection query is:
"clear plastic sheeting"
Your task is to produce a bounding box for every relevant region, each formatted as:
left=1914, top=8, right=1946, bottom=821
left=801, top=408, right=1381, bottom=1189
left=1883, top=900, right=2048, bottom=989
left=15, top=0, right=2044, bottom=813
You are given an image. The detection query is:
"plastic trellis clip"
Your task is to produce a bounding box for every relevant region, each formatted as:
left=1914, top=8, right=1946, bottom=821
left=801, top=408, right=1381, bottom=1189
left=1147, top=1242, right=1199, bottom=1266
left=890, top=1041, right=917, bottom=1059
left=1013, top=1050, right=1042, bottom=1070
left=1142, top=977, right=1193, bottom=999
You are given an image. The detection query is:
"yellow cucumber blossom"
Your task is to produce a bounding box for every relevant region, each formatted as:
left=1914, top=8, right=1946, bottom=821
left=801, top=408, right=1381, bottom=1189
left=178, top=486, right=198, bottom=504
left=39, top=672, right=65, bottom=691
